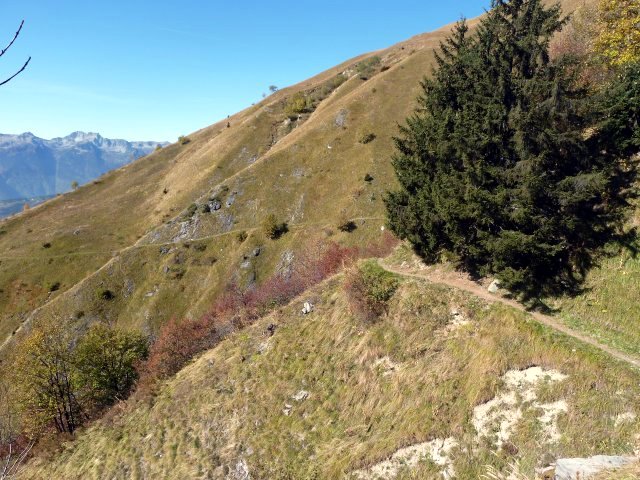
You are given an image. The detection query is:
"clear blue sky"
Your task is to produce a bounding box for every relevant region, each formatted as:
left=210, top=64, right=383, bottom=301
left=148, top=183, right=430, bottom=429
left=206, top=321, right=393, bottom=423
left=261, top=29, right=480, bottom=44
left=0, top=1, right=489, bottom=142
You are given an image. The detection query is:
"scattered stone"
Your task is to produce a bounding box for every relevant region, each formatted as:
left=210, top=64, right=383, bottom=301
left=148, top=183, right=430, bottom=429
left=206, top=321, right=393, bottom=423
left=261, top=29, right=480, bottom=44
left=226, top=192, right=237, bottom=207
left=253, top=247, right=261, bottom=257
left=555, top=456, right=636, bottom=480
left=473, top=366, right=568, bottom=449
left=352, top=437, right=458, bottom=480
left=159, top=246, right=171, bottom=255
left=210, top=200, right=222, bottom=211
left=335, top=109, right=348, bottom=128
left=301, top=302, right=314, bottom=315
left=614, top=411, right=637, bottom=427
left=373, top=356, right=399, bottom=376
left=292, top=390, right=309, bottom=402
left=283, top=404, right=293, bottom=416
left=229, top=458, right=251, bottom=480
left=488, top=279, right=501, bottom=293
left=535, top=465, right=556, bottom=480
left=446, top=308, right=470, bottom=333
left=266, top=323, right=277, bottom=336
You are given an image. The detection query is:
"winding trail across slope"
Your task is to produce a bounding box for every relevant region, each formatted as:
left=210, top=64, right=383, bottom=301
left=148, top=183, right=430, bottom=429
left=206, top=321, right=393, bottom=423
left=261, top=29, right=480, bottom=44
left=378, top=259, right=640, bottom=369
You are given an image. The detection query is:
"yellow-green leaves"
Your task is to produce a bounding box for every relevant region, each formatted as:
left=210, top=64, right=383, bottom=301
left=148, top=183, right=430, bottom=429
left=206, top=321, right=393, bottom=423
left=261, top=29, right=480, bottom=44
left=596, top=0, right=640, bottom=67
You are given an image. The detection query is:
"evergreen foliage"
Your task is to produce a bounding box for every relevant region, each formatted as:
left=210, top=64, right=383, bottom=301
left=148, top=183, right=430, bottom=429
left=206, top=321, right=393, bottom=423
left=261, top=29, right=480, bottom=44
left=385, top=0, right=638, bottom=297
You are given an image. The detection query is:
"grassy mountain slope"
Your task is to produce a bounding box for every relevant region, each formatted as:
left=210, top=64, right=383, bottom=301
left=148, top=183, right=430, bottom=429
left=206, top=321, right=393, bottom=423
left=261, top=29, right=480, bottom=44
left=0, top=25, right=447, bottom=348
left=1, top=0, right=620, bottom=359
left=20, top=266, right=640, bottom=479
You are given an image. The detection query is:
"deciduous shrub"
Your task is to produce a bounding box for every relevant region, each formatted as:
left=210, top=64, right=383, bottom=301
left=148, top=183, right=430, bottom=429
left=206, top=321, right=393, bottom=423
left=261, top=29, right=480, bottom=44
left=97, top=288, right=115, bottom=301
left=137, top=233, right=398, bottom=391
left=9, top=319, right=81, bottom=435
left=178, top=135, right=190, bottom=145
left=75, top=324, right=148, bottom=408
left=359, top=133, right=376, bottom=144
left=262, top=214, right=288, bottom=239
left=139, top=315, right=227, bottom=384
left=284, top=92, right=312, bottom=118
left=236, top=230, right=248, bottom=243
left=344, top=260, right=399, bottom=323
left=357, top=56, right=381, bottom=80
left=338, top=219, right=357, bottom=233
left=9, top=320, right=148, bottom=436
left=184, top=203, right=198, bottom=219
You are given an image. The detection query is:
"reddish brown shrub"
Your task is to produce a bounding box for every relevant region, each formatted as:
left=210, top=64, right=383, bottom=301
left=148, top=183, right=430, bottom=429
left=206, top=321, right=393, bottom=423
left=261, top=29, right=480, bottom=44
left=360, top=230, right=399, bottom=258
left=138, top=315, right=226, bottom=387
left=138, top=232, right=399, bottom=391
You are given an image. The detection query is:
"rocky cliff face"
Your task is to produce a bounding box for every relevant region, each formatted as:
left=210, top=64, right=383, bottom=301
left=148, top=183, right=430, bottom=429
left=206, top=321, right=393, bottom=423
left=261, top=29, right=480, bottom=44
left=0, top=131, right=167, bottom=201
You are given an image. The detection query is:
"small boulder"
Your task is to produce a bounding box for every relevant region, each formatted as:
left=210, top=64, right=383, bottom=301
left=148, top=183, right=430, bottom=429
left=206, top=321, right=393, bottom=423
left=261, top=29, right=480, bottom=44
left=301, top=302, right=314, bottom=315
left=292, top=390, right=309, bottom=402
left=488, top=279, right=501, bottom=294
left=555, top=456, right=636, bottom=480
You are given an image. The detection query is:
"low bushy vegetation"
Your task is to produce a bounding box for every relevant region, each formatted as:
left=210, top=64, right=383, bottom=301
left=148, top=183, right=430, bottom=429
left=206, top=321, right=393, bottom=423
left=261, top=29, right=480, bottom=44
left=7, top=321, right=148, bottom=436
left=284, top=92, right=312, bottom=119
left=137, top=234, right=398, bottom=389
left=357, top=55, right=381, bottom=80
left=359, top=132, right=376, bottom=144
left=337, top=218, right=357, bottom=232
left=261, top=214, right=288, bottom=239
left=344, top=260, right=399, bottom=322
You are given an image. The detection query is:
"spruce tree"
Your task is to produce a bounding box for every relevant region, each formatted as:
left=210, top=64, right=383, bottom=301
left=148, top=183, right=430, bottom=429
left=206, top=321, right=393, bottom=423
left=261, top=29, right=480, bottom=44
left=385, top=0, right=637, bottom=298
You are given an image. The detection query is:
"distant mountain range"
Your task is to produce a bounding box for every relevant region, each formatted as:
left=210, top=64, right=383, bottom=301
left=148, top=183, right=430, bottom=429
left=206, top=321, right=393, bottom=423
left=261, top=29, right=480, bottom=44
left=0, top=131, right=167, bottom=202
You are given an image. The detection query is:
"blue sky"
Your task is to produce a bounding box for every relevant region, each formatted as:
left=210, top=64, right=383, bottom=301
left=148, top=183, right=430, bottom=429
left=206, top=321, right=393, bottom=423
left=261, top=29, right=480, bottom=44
left=0, top=1, right=489, bottom=142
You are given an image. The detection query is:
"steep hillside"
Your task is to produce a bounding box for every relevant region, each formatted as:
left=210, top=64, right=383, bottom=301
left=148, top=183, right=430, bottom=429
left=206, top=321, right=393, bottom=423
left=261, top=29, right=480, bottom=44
left=20, top=264, right=640, bottom=479
left=0, top=0, right=633, bottom=398
left=0, top=23, right=447, bottom=349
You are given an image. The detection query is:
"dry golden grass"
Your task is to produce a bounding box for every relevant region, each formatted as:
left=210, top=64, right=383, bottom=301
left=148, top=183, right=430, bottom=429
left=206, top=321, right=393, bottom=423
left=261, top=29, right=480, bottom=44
left=19, top=270, right=640, bottom=479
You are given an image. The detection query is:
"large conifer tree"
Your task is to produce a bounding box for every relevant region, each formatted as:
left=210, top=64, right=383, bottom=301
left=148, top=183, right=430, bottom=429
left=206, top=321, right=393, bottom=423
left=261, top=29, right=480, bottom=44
left=385, top=0, right=637, bottom=297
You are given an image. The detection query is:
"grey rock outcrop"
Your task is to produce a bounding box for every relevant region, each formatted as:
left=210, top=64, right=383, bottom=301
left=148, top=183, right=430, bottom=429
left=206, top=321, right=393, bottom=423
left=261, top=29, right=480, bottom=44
left=554, top=456, right=636, bottom=480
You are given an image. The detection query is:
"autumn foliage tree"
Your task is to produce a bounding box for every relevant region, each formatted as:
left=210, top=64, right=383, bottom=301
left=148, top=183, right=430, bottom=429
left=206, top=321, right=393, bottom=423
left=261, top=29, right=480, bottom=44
left=9, top=320, right=148, bottom=436
left=9, top=320, right=82, bottom=435
left=595, top=0, right=640, bottom=67
left=74, top=324, right=148, bottom=408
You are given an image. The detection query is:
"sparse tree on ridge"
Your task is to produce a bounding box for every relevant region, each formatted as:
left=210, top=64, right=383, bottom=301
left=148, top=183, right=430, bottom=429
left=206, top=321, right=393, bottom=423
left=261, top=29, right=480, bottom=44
left=1, top=20, right=30, bottom=86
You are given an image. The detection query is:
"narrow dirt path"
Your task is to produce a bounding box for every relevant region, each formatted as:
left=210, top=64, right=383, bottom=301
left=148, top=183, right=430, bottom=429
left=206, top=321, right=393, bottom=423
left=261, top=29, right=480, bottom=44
left=379, top=260, right=640, bottom=369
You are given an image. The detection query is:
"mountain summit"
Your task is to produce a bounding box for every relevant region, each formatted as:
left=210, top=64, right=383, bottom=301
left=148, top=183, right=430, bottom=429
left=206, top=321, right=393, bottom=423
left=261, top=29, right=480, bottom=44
left=0, top=131, right=167, bottom=202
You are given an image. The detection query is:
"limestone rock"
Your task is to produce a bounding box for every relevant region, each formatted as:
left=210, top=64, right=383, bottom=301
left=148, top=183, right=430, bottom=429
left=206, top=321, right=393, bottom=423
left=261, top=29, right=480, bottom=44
left=555, top=456, right=636, bottom=480
left=488, top=279, right=501, bottom=293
